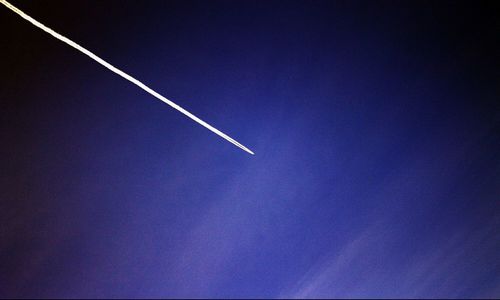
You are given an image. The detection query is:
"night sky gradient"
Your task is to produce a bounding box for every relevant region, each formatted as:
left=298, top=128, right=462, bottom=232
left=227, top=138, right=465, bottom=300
left=1, top=0, right=499, bottom=298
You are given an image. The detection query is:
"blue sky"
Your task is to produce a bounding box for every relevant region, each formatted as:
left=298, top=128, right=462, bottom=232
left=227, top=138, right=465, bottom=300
left=1, top=0, right=499, bottom=298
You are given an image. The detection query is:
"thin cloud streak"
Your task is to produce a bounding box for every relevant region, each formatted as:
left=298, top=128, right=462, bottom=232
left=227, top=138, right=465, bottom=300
left=283, top=218, right=500, bottom=299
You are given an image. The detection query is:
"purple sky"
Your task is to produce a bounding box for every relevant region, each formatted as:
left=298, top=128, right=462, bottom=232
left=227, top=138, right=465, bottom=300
left=1, top=0, right=499, bottom=298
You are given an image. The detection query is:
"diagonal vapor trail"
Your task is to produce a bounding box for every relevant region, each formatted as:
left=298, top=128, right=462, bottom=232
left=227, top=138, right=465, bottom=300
left=0, top=0, right=254, bottom=155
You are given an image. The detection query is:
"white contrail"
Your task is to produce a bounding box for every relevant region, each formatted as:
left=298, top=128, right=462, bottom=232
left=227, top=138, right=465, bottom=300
left=0, top=0, right=254, bottom=155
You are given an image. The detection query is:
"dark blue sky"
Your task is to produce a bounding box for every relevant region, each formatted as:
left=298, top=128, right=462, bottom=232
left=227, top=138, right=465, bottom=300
left=1, top=0, right=499, bottom=298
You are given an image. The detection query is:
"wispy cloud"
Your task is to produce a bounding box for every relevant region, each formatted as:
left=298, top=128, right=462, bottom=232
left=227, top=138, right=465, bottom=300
left=283, top=217, right=500, bottom=299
